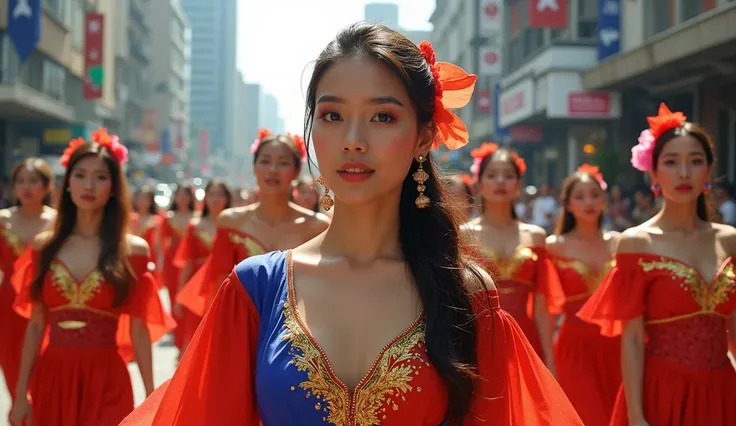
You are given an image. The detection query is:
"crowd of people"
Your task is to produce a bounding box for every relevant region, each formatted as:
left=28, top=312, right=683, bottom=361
left=0, top=22, right=733, bottom=426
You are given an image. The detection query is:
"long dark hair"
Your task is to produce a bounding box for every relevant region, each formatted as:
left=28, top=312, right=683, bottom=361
left=252, top=134, right=303, bottom=170
left=652, top=123, right=714, bottom=221
left=554, top=171, right=605, bottom=235
left=134, top=186, right=157, bottom=215
left=201, top=179, right=233, bottom=218
left=476, top=149, right=523, bottom=219
left=32, top=143, right=133, bottom=306
left=169, top=183, right=195, bottom=212
left=11, top=158, right=54, bottom=206
left=303, top=22, right=487, bottom=422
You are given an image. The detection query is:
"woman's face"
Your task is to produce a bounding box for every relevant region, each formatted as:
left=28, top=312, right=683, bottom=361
left=294, top=181, right=318, bottom=210
left=13, top=167, right=48, bottom=205
left=68, top=155, right=112, bottom=211
left=174, top=187, right=193, bottom=211
left=311, top=57, right=426, bottom=207
left=477, top=157, right=520, bottom=204
left=254, top=142, right=299, bottom=195
left=205, top=184, right=228, bottom=214
left=134, top=191, right=152, bottom=213
left=566, top=177, right=605, bottom=225
left=652, top=135, right=711, bottom=204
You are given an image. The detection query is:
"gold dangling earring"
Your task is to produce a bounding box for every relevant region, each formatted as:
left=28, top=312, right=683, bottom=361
left=413, top=155, right=430, bottom=209
left=316, top=176, right=335, bottom=211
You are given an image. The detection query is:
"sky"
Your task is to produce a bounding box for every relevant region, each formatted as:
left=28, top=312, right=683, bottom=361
left=236, top=0, right=436, bottom=133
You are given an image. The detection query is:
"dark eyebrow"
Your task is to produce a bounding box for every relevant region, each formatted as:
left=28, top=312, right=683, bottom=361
left=316, top=95, right=405, bottom=107
left=316, top=95, right=344, bottom=104
left=662, top=151, right=705, bottom=157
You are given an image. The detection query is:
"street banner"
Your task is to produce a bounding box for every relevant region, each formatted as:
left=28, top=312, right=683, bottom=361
left=529, top=0, right=567, bottom=29
left=84, top=13, right=105, bottom=99
left=597, top=0, right=621, bottom=61
left=479, top=0, right=503, bottom=33
left=479, top=47, right=502, bottom=76
left=7, top=0, right=42, bottom=62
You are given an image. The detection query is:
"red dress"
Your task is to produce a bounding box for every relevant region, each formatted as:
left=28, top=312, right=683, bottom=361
left=171, top=223, right=213, bottom=349
left=120, top=251, right=584, bottom=425
left=551, top=255, right=621, bottom=426
left=12, top=248, right=176, bottom=426
left=176, top=227, right=266, bottom=317
left=0, top=223, right=27, bottom=400
left=479, top=245, right=565, bottom=358
left=578, top=253, right=736, bottom=426
left=160, top=218, right=187, bottom=347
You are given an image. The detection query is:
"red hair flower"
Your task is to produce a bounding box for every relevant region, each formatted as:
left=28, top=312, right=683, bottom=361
left=287, top=133, right=308, bottom=164
left=250, top=128, right=272, bottom=154
left=631, top=103, right=687, bottom=172
left=418, top=41, right=477, bottom=151
left=647, top=103, right=687, bottom=140
left=577, top=163, right=607, bottom=191
left=59, top=128, right=128, bottom=168
left=469, top=142, right=526, bottom=180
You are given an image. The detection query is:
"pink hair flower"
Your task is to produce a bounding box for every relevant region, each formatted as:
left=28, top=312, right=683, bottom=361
left=631, top=129, right=655, bottom=172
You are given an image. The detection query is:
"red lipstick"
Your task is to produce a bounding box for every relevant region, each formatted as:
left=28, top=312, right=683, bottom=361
left=337, top=162, right=374, bottom=183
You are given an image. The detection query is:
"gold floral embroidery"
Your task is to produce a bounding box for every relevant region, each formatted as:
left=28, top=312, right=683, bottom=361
left=50, top=263, right=103, bottom=307
left=480, top=245, right=537, bottom=280
left=281, top=300, right=427, bottom=425
left=197, top=230, right=214, bottom=249
left=229, top=232, right=266, bottom=256
left=1, top=227, right=23, bottom=256
left=638, top=258, right=736, bottom=311
left=553, top=258, right=616, bottom=293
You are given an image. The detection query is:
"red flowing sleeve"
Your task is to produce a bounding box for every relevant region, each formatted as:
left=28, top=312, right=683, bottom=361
left=116, top=254, right=177, bottom=362
left=11, top=246, right=37, bottom=318
left=176, top=227, right=236, bottom=316
left=173, top=223, right=196, bottom=269
left=119, top=272, right=260, bottom=426
left=469, top=289, right=583, bottom=425
left=577, top=253, right=647, bottom=337
left=532, top=246, right=565, bottom=315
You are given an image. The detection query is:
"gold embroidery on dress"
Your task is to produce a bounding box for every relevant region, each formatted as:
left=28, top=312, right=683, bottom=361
left=229, top=232, right=266, bottom=256
left=554, top=258, right=616, bottom=293
left=637, top=258, right=736, bottom=311
left=480, top=245, right=538, bottom=280
left=197, top=230, right=214, bottom=249
left=1, top=228, right=23, bottom=256
left=282, top=300, right=426, bottom=425
left=50, top=263, right=103, bottom=307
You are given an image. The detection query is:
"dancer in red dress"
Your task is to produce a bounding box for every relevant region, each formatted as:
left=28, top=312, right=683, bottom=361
left=8, top=130, right=175, bottom=426
left=121, top=23, right=581, bottom=425
left=579, top=104, right=736, bottom=426
left=547, top=164, right=621, bottom=426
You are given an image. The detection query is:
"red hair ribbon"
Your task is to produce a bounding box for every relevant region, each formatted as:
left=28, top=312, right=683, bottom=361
left=418, top=41, right=477, bottom=151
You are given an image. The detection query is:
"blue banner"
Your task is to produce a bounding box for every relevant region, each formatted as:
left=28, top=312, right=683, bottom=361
left=161, top=129, right=171, bottom=154
left=7, top=0, right=42, bottom=62
left=492, top=82, right=508, bottom=138
left=597, top=0, right=621, bottom=61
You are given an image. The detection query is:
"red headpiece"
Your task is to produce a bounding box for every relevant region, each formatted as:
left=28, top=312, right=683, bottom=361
left=59, top=128, right=128, bottom=168
left=469, top=142, right=526, bottom=180
left=631, top=103, right=687, bottom=172
left=577, top=163, right=607, bottom=190
left=418, top=41, right=477, bottom=151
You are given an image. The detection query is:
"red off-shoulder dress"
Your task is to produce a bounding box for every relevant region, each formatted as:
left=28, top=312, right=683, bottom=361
left=479, top=245, right=565, bottom=357
left=176, top=227, right=266, bottom=316
left=171, top=223, right=213, bottom=349
left=551, top=255, right=621, bottom=426
left=160, top=217, right=186, bottom=300
left=0, top=223, right=28, bottom=400
left=578, top=253, right=736, bottom=426
left=11, top=247, right=176, bottom=426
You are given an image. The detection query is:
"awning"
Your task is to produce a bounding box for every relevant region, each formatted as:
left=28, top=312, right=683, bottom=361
left=0, top=83, right=74, bottom=122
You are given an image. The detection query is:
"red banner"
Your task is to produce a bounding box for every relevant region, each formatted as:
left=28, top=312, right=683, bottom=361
left=83, top=13, right=104, bottom=99
left=476, top=90, right=492, bottom=114
left=529, top=0, right=567, bottom=29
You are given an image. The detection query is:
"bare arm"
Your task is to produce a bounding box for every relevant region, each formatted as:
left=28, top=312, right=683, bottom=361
left=533, top=294, right=556, bottom=374
left=130, top=318, right=154, bottom=395
left=621, top=317, right=647, bottom=424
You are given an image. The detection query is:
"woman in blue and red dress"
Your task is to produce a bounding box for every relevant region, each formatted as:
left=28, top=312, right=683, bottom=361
left=122, top=23, right=581, bottom=425
left=9, top=130, right=175, bottom=426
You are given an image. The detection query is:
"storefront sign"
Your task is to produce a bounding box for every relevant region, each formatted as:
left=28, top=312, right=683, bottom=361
left=510, top=125, right=543, bottom=142
left=529, top=0, right=567, bottom=29
left=479, top=47, right=502, bottom=76
left=568, top=92, right=611, bottom=116
left=479, top=0, right=503, bottom=33
left=499, top=79, right=534, bottom=128
left=476, top=90, right=492, bottom=114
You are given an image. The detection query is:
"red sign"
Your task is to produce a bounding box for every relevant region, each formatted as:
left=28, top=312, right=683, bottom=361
left=529, top=0, right=567, bottom=29
left=174, top=118, right=185, bottom=150
left=502, top=91, right=526, bottom=116
left=568, top=92, right=611, bottom=116
left=199, top=129, right=210, bottom=159
left=510, top=125, right=543, bottom=142
left=83, top=13, right=104, bottom=99
left=476, top=90, right=491, bottom=114
left=510, top=2, right=520, bottom=36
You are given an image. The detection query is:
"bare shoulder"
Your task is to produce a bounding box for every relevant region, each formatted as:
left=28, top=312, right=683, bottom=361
left=0, top=207, right=11, bottom=225
left=126, top=234, right=151, bottom=256
left=460, top=217, right=482, bottom=242
left=41, top=206, right=57, bottom=223
left=520, top=222, right=547, bottom=246
left=545, top=233, right=565, bottom=255
left=32, top=230, right=54, bottom=250
left=713, top=223, right=736, bottom=255
left=462, top=262, right=497, bottom=294
left=616, top=226, right=651, bottom=254
left=216, top=205, right=254, bottom=228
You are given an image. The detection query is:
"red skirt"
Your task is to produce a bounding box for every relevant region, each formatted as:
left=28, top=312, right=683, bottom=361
left=555, top=316, right=621, bottom=426
left=0, top=283, right=27, bottom=400
left=174, top=307, right=202, bottom=352
left=30, top=345, right=134, bottom=426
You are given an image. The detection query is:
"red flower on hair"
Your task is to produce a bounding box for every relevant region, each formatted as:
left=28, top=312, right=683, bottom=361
left=469, top=142, right=526, bottom=180
left=577, top=163, right=608, bottom=190
left=250, top=128, right=272, bottom=154
left=59, top=128, right=128, bottom=168
left=288, top=133, right=308, bottom=163
left=647, top=103, right=687, bottom=140
left=418, top=41, right=477, bottom=151
left=59, top=137, right=86, bottom=168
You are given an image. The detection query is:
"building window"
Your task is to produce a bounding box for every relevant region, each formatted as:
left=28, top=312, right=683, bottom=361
left=42, top=60, right=66, bottom=101
left=680, top=0, right=701, bottom=22
left=71, top=1, right=84, bottom=51
left=647, top=0, right=672, bottom=37
left=44, top=0, right=64, bottom=20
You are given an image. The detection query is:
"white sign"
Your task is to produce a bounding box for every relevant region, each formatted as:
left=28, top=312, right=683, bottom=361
left=499, top=79, right=534, bottom=128
left=479, top=0, right=503, bottom=33
left=479, top=47, right=501, bottom=76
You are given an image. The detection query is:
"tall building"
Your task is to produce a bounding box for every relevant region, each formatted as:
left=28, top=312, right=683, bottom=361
left=259, top=92, right=284, bottom=134
left=241, top=82, right=261, bottom=187
left=144, top=0, right=191, bottom=169
left=181, top=0, right=238, bottom=160
left=364, top=2, right=430, bottom=45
